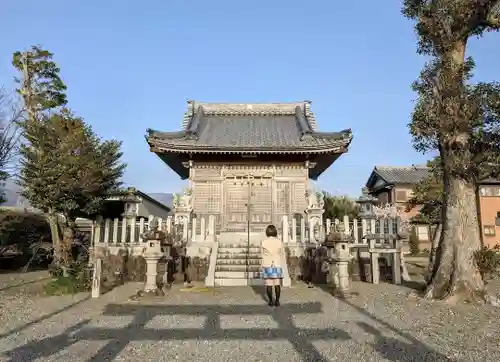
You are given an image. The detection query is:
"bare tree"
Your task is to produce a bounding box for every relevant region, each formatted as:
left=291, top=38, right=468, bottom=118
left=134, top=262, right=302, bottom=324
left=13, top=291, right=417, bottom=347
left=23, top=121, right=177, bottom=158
left=0, top=88, right=22, bottom=203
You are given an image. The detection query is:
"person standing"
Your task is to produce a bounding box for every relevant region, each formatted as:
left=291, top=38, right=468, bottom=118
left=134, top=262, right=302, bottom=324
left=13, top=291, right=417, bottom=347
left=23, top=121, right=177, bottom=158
left=260, top=224, right=284, bottom=307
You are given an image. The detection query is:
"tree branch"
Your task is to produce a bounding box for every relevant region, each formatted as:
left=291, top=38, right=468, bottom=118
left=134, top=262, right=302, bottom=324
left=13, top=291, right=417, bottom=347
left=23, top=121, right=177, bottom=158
left=485, top=7, right=500, bottom=28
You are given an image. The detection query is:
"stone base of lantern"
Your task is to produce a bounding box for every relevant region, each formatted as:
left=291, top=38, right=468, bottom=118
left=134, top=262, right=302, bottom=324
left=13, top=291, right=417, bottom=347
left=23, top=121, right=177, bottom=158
left=132, top=287, right=165, bottom=299
left=129, top=255, right=166, bottom=301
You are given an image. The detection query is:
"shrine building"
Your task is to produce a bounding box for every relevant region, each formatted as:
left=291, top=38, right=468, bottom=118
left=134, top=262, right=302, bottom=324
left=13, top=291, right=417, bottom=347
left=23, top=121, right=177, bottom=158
left=146, top=101, right=353, bottom=235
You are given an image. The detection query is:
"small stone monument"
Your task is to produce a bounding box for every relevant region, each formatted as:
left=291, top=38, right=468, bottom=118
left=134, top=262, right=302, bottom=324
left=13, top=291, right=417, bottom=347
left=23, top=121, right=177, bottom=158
left=332, top=242, right=353, bottom=292
left=91, top=258, right=102, bottom=298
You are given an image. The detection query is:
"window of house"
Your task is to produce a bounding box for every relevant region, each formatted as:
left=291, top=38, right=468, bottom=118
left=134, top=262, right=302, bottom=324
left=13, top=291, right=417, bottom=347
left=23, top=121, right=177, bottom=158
left=417, top=225, right=429, bottom=241
left=480, top=186, right=500, bottom=197
left=377, top=192, right=389, bottom=205
left=496, top=212, right=500, bottom=227
left=395, top=190, right=408, bottom=202
left=484, top=225, right=496, bottom=236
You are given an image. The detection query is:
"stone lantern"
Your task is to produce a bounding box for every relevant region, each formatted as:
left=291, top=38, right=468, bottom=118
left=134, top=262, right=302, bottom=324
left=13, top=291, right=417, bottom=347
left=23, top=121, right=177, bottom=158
left=323, top=224, right=353, bottom=292
left=122, top=187, right=141, bottom=219
left=356, top=187, right=378, bottom=220
left=135, top=217, right=169, bottom=297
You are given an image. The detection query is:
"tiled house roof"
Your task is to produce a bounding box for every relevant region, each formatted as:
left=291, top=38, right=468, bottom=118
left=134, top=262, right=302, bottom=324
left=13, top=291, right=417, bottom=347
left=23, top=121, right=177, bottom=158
left=373, top=166, right=430, bottom=184
left=147, top=193, right=174, bottom=209
left=366, top=165, right=430, bottom=190
left=146, top=101, right=352, bottom=154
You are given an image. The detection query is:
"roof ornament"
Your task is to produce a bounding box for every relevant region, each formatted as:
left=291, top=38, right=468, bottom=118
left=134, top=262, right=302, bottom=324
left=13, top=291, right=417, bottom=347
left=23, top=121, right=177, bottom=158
left=294, top=106, right=313, bottom=140
left=185, top=106, right=203, bottom=140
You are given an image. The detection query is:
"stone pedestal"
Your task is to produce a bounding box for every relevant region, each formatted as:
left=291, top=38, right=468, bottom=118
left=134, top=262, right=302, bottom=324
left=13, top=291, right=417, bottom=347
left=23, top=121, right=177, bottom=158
left=332, top=242, right=353, bottom=292
left=132, top=240, right=166, bottom=299
left=333, top=257, right=351, bottom=292
left=144, top=256, right=162, bottom=292
left=133, top=255, right=164, bottom=297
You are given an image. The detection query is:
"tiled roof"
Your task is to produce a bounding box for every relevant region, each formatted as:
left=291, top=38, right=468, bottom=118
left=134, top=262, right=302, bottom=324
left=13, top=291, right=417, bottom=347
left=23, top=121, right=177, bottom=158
left=146, top=101, right=352, bottom=154
left=147, top=193, right=174, bottom=209
left=371, top=166, right=430, bottom=185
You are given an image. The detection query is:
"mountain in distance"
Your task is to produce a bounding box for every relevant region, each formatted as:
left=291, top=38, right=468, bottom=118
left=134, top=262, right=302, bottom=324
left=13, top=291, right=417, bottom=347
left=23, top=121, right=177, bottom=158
left=0, top=179, right=33, bottom=209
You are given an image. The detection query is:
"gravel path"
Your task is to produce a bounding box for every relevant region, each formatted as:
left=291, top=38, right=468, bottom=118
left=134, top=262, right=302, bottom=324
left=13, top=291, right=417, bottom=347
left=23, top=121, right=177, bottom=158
left=0, top=275, right=499, bottom=362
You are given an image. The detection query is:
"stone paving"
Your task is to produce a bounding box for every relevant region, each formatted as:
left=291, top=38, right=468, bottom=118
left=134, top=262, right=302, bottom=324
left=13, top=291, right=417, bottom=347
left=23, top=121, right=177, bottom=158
left=0, top=273, right=500, bottom=361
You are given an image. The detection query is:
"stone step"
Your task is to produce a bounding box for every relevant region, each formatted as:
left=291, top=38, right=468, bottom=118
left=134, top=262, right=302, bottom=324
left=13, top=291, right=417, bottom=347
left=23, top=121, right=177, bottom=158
left=214, top=271, right=261, bottom=279
left=218, top=247, right=261, bottom=254
left=215, top=265, right=260, bottom=272
left=218, top=243, right=261, bottom=248
left=216, top=258, right=261, bottom=265
left=214, top=278, right=264, bottom=287
left=217, top=252, right=261, bottom=259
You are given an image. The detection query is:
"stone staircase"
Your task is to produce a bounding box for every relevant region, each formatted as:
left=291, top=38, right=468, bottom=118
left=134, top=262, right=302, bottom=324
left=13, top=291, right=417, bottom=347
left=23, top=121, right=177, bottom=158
left=214, top=242, right=263, bottom=286
left=211, top=232, right=292, bottom=287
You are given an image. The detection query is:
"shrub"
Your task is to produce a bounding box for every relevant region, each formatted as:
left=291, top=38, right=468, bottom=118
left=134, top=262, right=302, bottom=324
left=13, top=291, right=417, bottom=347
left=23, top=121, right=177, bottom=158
left=0, top=209, right=51, bottom=247
left=44, top=261, right=92, bottom=295
left=0, top=209, right=51, bottom=269
left=474, top=244, right=500, bottom=281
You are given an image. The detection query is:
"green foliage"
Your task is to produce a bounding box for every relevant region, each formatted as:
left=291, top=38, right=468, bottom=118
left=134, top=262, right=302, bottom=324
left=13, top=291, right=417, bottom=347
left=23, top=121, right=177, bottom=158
left=408, top=226, right=420, bottom=255
left=403, top=2, right=500, bottom=182
left=12, top=46, right=126, bottom=222
left=0, top=209, right=50, bottom=247
left=12, top=45, right=67, bottom=116
left=402, top=1, right=500, bottom=56
left=408, top=156, right=444, bottom=224
left=18, top=109, right=126, bottom=219
left=322, top=192, right=360, bottom=221
left=473, top=244, right=500, bottom=281
left=45, top=260, right=91, bottom=295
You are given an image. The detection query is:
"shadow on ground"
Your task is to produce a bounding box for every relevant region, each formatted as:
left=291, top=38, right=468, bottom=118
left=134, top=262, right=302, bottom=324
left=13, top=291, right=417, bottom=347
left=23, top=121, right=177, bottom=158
left=308, top=284, right=453, bottom=362
left=2, top=286, right=453, bottom=362
left=2, top=301, right=350, bottom=362
left=0, top=276, right=51, bottom=292
left=0, top=295, right=90, bottom=339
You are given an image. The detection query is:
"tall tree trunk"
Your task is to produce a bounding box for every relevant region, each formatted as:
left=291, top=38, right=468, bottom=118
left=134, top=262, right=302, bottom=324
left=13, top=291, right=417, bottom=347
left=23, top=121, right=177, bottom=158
left=425, top=223, right=442, bottom=283
left=424, top=153, right=485, bottom=302
left=60, top=216, right=76, bottom=266
left=47, top=210, right=62, bottom=263
left=424, top=40, right=491, bottom=302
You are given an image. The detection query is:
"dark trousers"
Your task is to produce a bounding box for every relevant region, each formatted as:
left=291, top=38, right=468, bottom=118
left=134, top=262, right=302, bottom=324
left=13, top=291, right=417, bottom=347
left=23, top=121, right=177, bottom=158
left=181, top=256, right=191, bottom=283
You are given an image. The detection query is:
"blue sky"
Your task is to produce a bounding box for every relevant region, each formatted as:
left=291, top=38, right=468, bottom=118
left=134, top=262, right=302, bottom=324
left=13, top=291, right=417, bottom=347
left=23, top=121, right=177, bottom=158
left=0, top=1, right=498, bottom=197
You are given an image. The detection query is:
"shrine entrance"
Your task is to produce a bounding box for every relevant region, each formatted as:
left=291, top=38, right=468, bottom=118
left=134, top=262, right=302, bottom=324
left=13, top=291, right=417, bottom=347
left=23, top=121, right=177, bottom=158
left=223, top=175, right=273, bottom=242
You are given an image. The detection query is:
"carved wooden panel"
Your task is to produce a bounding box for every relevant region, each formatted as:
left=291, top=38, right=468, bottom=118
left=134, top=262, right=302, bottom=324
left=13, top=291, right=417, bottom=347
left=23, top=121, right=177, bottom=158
left=276, top=182, right=290, bottom=215
left=249, top=177, right=272, bottom=224
left=192, top=167, right=221, bottom=180
left=224, top=178, right=248, bottom=226
left=275, top=166, right=307, bottom=178
left=292, top=182, right=307, bottom=213
left=223, top=165, right=273, bottom=177
left=193, top=181, right=221, bottom=214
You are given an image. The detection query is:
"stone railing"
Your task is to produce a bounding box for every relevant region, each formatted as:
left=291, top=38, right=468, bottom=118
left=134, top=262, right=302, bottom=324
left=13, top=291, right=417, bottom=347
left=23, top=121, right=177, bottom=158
left=281, top=214, right=406, bottom=284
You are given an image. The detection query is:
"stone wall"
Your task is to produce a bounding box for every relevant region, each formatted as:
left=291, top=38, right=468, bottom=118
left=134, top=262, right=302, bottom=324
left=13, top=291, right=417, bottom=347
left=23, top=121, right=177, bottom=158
left=285, top=246, right=328, bottom=284
left=94, top=245, right=210, bottom=292
left=170, top=247, right=209, bottom=283
left=187, top=257, right=209, bottom=282
left=285, top=246, right=395, bottom=285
